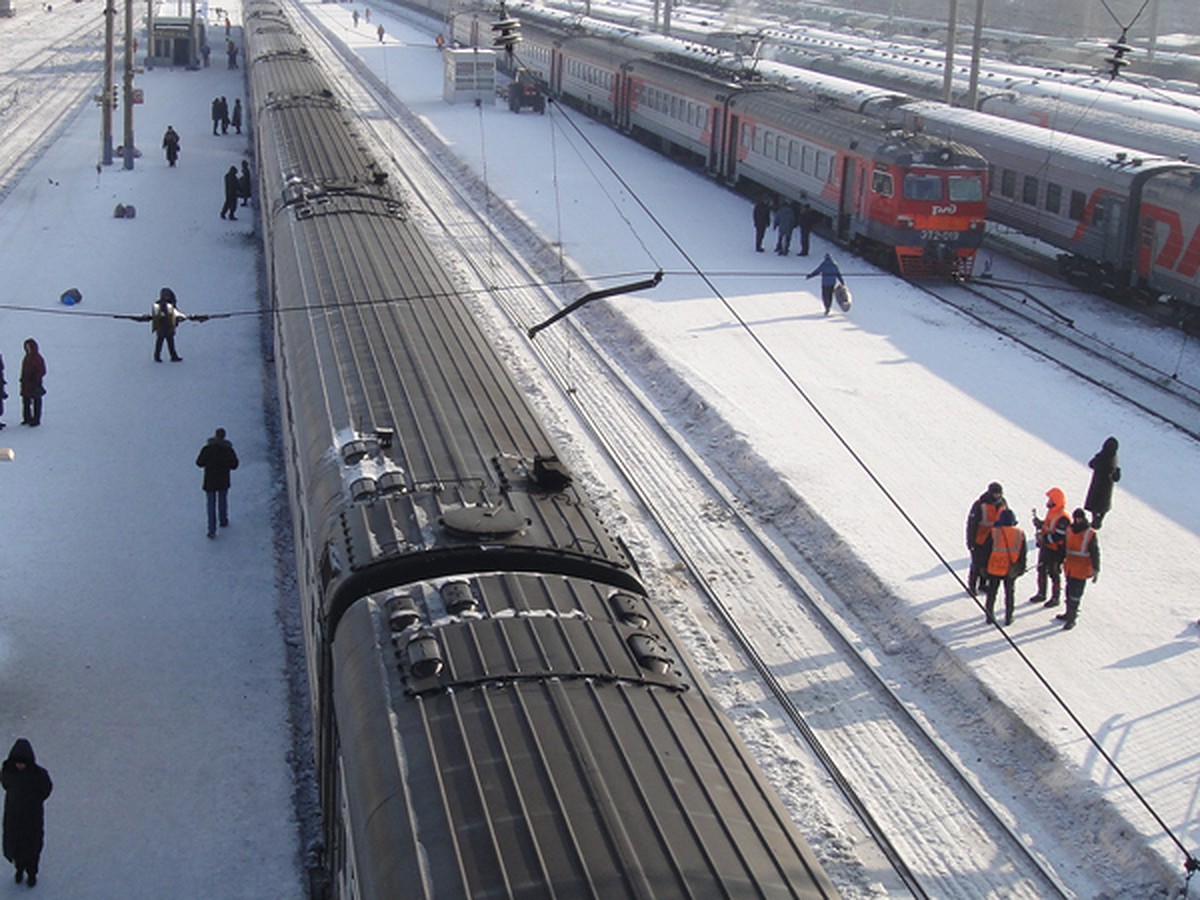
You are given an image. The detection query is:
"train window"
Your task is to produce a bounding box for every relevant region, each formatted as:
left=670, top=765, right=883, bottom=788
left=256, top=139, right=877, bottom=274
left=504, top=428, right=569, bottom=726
left=670, top=96, right=678, bottom=119
left=948, top=176, right=983, bottom=201
left=817, top=151, right=830, bottom=181
left=1022, top=176, right=1039, bottom=206
left=903, top=174, right=942, bottom=201
left=776, top=139, right=786, bottom=163
left=1045, top=183, right=1062, bottom=214
left=1000, top=170, right=1016, bottom=199
left=872, top=171, right=895, bottom=197
left=788, top=141, right=798, bottom=168
left=1069, top=190, right=1087, bottom=221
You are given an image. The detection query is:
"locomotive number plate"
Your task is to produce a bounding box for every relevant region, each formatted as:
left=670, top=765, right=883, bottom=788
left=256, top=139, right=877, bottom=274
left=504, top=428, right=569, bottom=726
left=919, top=230, right=960, bottom=241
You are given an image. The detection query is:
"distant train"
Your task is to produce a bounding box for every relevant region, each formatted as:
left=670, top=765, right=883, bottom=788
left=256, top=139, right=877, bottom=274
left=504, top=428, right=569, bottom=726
left=455, top=11, right=989, bottom=277
left=243, top=0, right=840, bottom=896
left=414, top=1, right=1200, bottom=322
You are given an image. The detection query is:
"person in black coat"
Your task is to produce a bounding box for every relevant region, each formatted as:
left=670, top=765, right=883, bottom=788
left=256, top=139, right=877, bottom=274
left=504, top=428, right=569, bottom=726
left=238, top=160, right=252, bottom=207
left=1084, top=436, right=1121, bottom=528
left=1, top=739, right=52, bottom=887
left=162, top=125, right=180, bottom=167
left=220, top=165, right=240, bottom=220
left=752, top=197, right=772, bottom=253
left=230, top=98, right=242, bottom=135
left=196, top=427, right=240, bottom=538
left=19, top=338, right=45, bottom=427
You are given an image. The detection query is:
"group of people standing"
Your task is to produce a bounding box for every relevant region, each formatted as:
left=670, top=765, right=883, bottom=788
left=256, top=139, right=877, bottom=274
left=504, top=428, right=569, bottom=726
left=965, top=437, right=1121, bottom=631
left=753, top=195, right=821, bottom=257
left=209, top=96, right=242, bottom=136
left=0, top=339, right=47, bottom=429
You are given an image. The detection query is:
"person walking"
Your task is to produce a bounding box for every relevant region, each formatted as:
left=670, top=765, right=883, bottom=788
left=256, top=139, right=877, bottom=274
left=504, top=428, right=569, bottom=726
left=752, top=197, right=772, bottom=253
left=773, top=199, right=795, bottom=255
left=196, top=428, right=240, bottom=539
left=1, top=738, right=52, bottom=887
left=19, top=339, right=45, bottom=427
left=220, top=165, right=241, bottom=220
left=0, top=352, right=6, bottom=429
left=219, top=96, right=230, bottom=135
left=1058, top=508, right=1100, bottom=630
left=238, top=160, right=252, bottom=207
left=965, top=481, right=1006, bottom=597
left=981, top=508, right=1027, bottom=626
left=161, top=125, right=181, bottom=167
left=210, top=97, right=222, bottom=135
left=230, top=99, right=242, bottom=135
left=1084, top=436, right=1121, bottom=528
left=1029, top=487, right=1070, bottom=608
left=226, top=40, right=239, bottom=69
left=376, top=23, right=385, bottom=42
left=806, top=252, right=845, bottom=315
left=149, top=288, right=187, bottom=362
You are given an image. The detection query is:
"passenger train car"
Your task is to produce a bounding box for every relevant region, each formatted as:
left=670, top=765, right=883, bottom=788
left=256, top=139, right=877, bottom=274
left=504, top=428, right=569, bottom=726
left=243, top=0, right=840, bottom=896
left=884, top=101, right=1200, bottom=310
left=418, top=0, right=1200, bottom=321
left=464, top=14, right=990, bottom=277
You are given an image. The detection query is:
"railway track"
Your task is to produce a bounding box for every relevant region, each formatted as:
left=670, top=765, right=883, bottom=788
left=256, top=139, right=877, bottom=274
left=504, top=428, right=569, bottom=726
left=285, top=4, right=1090, bottom=895
left=921, top=277, right=1200, bottom=442
left=0, top=5, right=107, bottom=199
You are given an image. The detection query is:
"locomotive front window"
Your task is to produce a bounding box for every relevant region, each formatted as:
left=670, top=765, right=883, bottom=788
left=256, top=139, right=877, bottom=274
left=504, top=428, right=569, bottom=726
left=903, top=174, right=943, bottom=201
left=872, top=171, right=895, bottom=197
left=948, top=175, right=983, bottom=201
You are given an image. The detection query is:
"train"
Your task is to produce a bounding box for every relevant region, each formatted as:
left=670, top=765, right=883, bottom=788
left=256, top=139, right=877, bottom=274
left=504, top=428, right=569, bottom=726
left=243, top=0, right=841, bottom=896
left=470, top=13, right=991, bottom=278
left=414, top=1, right=1200, bottom=323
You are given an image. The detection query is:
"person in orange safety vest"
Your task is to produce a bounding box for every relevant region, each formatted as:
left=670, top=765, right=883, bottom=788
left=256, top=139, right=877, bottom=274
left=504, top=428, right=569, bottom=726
left=1029, top=487, right=1070, bottom=608
left=1057, top=508, right=1100, bottom=630
left=982, top=508, right=1027, bottom=626
left=966, top=481, right=1007, bottom=596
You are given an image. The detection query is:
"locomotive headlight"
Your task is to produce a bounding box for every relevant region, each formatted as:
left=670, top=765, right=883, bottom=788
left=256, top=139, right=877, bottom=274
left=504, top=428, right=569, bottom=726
left=897, top=216, right=915, bottom=228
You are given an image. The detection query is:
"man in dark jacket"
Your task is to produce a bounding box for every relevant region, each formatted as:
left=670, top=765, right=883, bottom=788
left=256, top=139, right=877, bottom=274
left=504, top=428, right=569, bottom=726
left=196, top=428, right=240, bottom=538
left=220, top=165, right=240, bottom=220
left=806, top=253, right=845, bottom=315
left=148, top=288, right=187, bottom=362
left=752, top=197, right=772, bottom=252
left=1, top=738, right=52, bottom=887
left=162, top=125, right=181, bottom=167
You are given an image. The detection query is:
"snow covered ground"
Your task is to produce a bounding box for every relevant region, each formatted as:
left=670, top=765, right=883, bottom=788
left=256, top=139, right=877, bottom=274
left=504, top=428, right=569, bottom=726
left=0, top=6, right=305, bottom=897
left=313, top=2, right=1200, bottom=894
left=0, top=0, right=1198, bottom=896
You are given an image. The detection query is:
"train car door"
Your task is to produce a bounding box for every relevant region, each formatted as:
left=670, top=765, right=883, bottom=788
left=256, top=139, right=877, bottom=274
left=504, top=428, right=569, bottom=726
left=723, top=110, right=739, bottom=182
left=1099, top=197, right=1127, bottom=267
left=837, top=154, right=856, bottom=242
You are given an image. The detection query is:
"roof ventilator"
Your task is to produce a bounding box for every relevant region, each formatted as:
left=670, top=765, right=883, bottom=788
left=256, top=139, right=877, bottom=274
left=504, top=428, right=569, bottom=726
left=441, top=581, right=478, bottom=615
left=349, top=476, right=377, bottom=502
left=532, top=453, right=573, bottom=491
left=610, top=592, right=650, bottom=629
left=342, top=439, right=378, bottom=465
left=386, top=593, right=421, bottom=632
left=628, top=634, right=673, bottom=676
left=407, top=634, right=444, bottom=679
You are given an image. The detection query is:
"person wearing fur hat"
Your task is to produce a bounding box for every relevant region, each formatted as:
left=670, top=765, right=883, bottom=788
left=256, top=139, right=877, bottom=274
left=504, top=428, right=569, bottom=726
left=982, top=508, right=1027, bottom=626
left=1, top=739, right=52, bottom=887
left=1029, top=487, right=1071, bottom=608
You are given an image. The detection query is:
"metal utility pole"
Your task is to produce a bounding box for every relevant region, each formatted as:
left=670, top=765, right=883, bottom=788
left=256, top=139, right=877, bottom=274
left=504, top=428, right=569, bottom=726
left=965, top=0, right=986, bottom=109
left=102, top=0, right=115, bottom=165
left=942, top=0, right=959, bottom=105
left=122, top=0, right=135, bottom=169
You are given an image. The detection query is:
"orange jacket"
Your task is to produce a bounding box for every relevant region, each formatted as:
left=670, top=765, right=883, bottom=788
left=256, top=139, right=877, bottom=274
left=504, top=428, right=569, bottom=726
left=970, top=499, right=1005, bottom=546
left=1035, top=488, right=1070, bottom=554
left=1063, top=526, right=1099, bottom=579
left=987, top=525, right=1027, bottom=576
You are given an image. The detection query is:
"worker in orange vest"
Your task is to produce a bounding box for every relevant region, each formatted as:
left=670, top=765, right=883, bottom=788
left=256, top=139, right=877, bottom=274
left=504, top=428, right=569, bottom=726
left=983, top=508, right=1027, bottom=626
left=965, top=481, right=1007, bottom=596
left=1029, top=487, right=1070, bottom=608
left=1058, top=508, right=1100, bottom=630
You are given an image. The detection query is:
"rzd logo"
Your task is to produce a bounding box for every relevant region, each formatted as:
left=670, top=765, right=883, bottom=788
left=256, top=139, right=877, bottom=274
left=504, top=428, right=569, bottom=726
left=932, top=204, right=958, bottom=216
